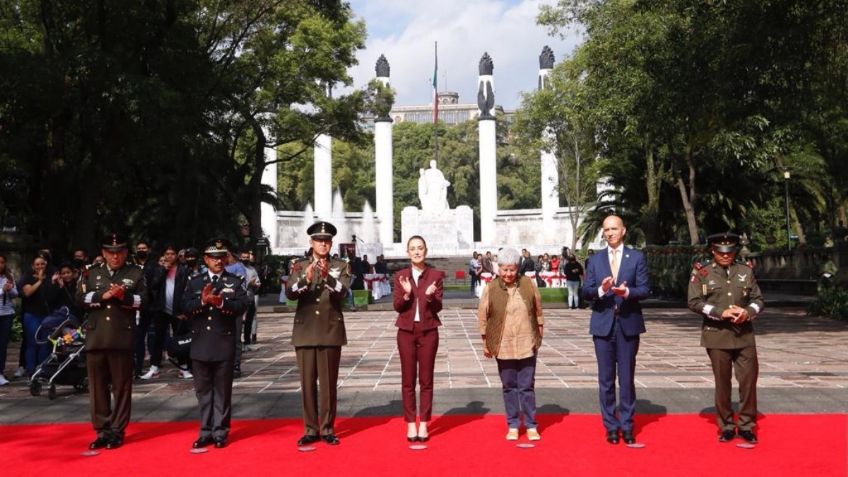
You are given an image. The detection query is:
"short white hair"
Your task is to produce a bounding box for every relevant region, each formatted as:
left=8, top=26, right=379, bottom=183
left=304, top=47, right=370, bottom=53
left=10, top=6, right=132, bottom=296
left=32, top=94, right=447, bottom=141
left=498, top=247, right=521, bottom=266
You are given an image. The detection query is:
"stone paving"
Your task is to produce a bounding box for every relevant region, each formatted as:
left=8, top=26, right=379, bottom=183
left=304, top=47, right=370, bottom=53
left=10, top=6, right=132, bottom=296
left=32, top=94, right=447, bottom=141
left=2, top=306, right=847, bottom=424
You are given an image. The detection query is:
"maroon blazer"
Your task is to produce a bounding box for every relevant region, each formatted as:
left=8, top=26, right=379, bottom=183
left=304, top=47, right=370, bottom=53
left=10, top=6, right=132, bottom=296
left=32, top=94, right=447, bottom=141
left=392, top=265, right=444, bottom=331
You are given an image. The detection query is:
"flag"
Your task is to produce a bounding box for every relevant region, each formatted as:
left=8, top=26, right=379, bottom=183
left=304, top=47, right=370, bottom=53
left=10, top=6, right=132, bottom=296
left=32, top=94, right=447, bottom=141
left=432, top=42, right=438, bottom=124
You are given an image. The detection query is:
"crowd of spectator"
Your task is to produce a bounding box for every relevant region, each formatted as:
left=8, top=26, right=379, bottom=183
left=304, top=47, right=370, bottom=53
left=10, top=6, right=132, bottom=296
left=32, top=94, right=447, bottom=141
left=0, top=242, right=265, bottom=385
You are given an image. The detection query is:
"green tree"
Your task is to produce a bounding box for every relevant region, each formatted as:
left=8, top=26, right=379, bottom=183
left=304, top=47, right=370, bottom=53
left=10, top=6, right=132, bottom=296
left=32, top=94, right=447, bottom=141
left=512, top=55, right=600, bottom=251
left=538, top=0, right=848, bottom=247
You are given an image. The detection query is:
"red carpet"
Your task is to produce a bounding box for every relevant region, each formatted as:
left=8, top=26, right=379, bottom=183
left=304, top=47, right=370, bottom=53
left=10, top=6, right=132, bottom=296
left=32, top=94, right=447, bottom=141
left=2, top=413, right=844, bottom=476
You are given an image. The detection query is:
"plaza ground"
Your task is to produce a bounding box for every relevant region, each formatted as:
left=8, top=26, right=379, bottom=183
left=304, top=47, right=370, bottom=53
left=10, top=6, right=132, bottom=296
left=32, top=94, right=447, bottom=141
left=2, top=302, right=846, bottom=423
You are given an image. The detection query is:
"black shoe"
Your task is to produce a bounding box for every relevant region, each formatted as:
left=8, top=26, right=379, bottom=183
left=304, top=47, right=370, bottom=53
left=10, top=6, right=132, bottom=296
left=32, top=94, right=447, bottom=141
left=407, top=436, right=419, bottom=443
left=718, top=429, right=736, bottom=442
left=738, top=430, right=758, bottom=443
left=192, top=437, right=213, bottom=448
left=622, top=430, right=635, bottom=445
left=233, top=365, right=242, bottom=379
left=606, top=430, right=619, bottom=444
left=297, top=435, right=320, bottom=446
left=417, top=435, right=429, bottom=443
left=214, top=438, right=227, bottom=448
left=322, top=434, right=340, bottom=445
left=105, top=435, right=123, bottom=449
left=89, top=437, right=110, bottom=450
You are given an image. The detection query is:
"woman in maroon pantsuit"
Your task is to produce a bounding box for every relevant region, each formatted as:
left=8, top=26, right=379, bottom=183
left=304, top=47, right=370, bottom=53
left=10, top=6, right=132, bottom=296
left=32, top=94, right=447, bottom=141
left=393, top=235, right=444, bottom=442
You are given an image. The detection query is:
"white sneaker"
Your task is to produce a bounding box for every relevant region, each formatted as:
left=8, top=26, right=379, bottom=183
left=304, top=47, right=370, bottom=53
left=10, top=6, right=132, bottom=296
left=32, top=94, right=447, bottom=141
left=527, top=428, right=541, bottom=441
left=0, top=375, right=8, bottom=385
left=506, top=428, right=519, bottom=441
left=13, top=366, right=25, bottom=378
left=179, top=369, right=193, bottom=379
left=140, top=365, right=160, bottom=380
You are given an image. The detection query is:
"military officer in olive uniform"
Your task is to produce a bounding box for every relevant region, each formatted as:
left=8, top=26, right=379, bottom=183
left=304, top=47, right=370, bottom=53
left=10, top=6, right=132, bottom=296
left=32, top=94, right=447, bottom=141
left=687, top=233, right=764, bottom=444
left=181, top=239, right=248, bottom=449
left=286, top=221, right=350, bottom=446
left=77, top=233, right=147, bottom=450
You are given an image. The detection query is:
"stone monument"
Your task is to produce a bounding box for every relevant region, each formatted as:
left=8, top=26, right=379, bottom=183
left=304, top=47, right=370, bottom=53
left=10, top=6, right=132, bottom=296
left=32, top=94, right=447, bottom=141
left=402, top=161, right=473, bottom=255
left=418, top=160, right=451, bottom=217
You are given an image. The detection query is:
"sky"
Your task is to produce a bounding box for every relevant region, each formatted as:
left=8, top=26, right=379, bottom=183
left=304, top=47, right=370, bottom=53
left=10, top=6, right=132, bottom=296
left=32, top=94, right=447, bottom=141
left=345, top=0, right=583, bottom=110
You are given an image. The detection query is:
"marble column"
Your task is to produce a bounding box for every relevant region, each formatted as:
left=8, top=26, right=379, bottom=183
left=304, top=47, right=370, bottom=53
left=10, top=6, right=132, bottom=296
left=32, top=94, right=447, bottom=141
left=477, top=53, right=497, bottom=244
left=538, top=46, right=559, bottom=244
left=374, top=55, right=394, bottom=245
left=314, top=134, right=332, bottom=221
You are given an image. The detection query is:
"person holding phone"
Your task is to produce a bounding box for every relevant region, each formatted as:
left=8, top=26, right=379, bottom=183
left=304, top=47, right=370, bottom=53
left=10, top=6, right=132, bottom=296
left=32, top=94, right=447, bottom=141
left=392, top=235, right=444, bottom=442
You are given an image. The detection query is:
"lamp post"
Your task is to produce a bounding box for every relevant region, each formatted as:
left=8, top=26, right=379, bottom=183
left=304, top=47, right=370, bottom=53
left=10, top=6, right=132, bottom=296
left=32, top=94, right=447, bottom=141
left=783, top=169, right=791, bottom=251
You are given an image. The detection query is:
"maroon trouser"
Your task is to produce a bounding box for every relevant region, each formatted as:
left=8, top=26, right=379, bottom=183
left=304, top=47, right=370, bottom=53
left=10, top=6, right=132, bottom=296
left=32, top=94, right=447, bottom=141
left=397, top=323, right=439, bottom=422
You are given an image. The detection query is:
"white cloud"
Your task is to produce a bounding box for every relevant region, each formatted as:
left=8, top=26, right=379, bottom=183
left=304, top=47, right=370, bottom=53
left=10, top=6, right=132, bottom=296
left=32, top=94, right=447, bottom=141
left=345, top=0, right=582, bottom=110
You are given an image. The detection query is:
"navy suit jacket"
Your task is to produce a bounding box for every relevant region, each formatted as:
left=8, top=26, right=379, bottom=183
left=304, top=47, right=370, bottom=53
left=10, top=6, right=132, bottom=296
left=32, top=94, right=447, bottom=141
left=580, top=247, right=651, bottom=337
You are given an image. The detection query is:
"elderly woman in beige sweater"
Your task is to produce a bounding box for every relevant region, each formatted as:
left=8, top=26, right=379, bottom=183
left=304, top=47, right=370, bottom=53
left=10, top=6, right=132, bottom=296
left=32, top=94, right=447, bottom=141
left=478, top=247, right=544, bottom=441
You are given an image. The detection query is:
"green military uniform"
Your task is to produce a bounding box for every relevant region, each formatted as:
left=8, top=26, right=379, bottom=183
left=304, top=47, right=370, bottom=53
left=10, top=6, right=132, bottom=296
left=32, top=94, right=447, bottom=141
left=687, top=254, right=764, bottom=435
left=77, top=235, right=146, bottom=448
left=285, top=221, right=350, bottom=443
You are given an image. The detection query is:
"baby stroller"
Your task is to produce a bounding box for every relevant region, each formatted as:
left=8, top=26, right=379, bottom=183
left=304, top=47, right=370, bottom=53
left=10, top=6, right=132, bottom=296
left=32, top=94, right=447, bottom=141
left=29, top=307, right=88, bottom=400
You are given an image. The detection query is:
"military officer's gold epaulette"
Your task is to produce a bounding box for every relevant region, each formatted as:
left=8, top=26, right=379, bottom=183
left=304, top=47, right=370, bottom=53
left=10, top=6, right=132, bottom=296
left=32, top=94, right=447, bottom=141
left=737, top=259, right=754, bottom=269
left=290, top=258, right=310, bottom=274
left=690, top=260, right=711, bottom=281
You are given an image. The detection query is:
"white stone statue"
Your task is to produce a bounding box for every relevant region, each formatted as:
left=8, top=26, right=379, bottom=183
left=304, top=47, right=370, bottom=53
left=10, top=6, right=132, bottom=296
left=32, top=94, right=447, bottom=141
left=418, top=160, right=450, bottom=216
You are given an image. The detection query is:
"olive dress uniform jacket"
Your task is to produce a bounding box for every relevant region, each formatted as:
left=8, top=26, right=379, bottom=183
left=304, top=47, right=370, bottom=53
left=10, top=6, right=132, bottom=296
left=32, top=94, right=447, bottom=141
left=77, top=263, right=147, bottom=351
left=687, top=261, right=765, bottom=349
left=181, top=271, right=249, bottom=362
left=285, top=257, right=350, bottom=347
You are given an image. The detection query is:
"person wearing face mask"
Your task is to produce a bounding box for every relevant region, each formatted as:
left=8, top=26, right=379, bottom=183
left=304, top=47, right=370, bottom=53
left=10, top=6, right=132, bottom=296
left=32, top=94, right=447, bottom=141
left=392, top=235, right=444, bottom=443
left=688, top=233, right=764, bottom=445
left=72, top=248, right=90, bottom=277
left=132, top=240, right=158, bottom=379
left=132, top=241, right=151, bottom=267
left=183, top=248, right=203, bottom=274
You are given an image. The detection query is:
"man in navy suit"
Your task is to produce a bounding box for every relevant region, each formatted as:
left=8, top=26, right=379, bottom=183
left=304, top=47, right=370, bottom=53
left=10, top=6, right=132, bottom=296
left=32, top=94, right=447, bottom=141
left=581, top=215, right=651, bottom=445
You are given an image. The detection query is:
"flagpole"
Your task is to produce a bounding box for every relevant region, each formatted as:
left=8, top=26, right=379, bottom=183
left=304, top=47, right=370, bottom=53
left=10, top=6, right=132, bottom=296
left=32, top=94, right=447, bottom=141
left=433, top=41, right=439, bottom=163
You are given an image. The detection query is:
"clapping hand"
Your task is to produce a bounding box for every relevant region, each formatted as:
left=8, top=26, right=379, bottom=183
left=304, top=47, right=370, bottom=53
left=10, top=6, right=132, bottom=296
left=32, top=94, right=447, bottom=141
left=398, top=275, right=413, bottom=294
left=102, top=284, right=125, bottom=301
left=612, top=281, right=628, bottom=296
left=601, top=276, right=615, bottom=293
left=728, top=305, right=749, bottom=324
left=2, top=279, right=13, bottom=292
left=424, top=281, right=439, bottom=297
left=201, top=283, right=223, bottom=307
left=316, top=258, right=329, bottom=279
left=110, top=284, right=125, bottom=301
left=305, top=259, right=329, bottom=283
